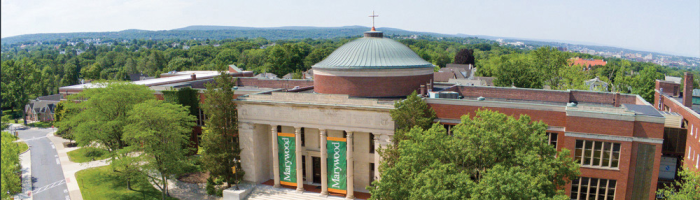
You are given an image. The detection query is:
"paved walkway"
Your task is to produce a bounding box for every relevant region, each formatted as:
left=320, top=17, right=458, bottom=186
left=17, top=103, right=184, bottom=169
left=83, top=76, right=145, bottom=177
left=46, top=132, right=109, bottom=200
left=159, top=179, right=221, bottom=200
left=15, top=149, right=32, bottom=200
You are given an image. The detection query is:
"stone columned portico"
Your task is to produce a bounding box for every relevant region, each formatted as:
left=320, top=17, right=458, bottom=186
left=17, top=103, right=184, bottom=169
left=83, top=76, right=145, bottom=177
left=237, top=92, right=395, bottom=198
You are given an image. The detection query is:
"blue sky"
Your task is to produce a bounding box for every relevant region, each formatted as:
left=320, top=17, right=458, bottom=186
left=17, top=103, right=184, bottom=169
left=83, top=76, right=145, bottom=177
left=2, top=0, right=698, bottom=57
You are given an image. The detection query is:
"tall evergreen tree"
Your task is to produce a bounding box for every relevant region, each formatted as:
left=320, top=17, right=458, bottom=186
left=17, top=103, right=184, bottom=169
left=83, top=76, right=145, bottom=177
left=201, top=72, right=244, bottom=188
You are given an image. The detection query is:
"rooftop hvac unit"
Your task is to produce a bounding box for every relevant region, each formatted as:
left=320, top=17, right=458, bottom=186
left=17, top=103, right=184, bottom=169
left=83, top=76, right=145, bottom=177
left=439, top=91, right=460, bottom=99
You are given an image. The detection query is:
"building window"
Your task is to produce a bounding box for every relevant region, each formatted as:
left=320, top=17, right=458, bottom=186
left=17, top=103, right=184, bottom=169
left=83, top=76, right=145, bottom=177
left=301, top=128, right=305, bottom=147
left=198, top=108, right=207, bottom=126
left=302, top=155, right=306, bottom=181
left=343, top=131, right=347, bottom=138
left=443, top=124, right=455, bottom=136
left=546, top=132, right=558, bottom=148
left=575, top=140, right=620, bottom=168
left=570, top=177, right=616, bottom=200
left=370, top=133, right=375, bottom=154
left=369, top=163, right=375, bottom=185
left=277, top=125, right=282, bottom=133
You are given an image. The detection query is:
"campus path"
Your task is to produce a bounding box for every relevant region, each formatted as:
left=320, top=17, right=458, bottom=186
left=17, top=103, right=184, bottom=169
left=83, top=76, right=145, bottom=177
left=46, top=131, right=109, bottom=200
left=15, top=145, right=32, bottom=200
left=14, top=126, right=69, bottom=200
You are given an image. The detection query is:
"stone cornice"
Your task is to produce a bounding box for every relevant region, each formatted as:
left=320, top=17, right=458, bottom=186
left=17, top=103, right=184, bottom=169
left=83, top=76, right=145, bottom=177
left=565, top=131, right=663, bottom=144
left=425, top=98, right=566, bottom=112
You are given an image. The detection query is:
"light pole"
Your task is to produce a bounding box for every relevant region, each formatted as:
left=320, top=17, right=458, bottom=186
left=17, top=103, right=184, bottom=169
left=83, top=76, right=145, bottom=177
left=232, top=158, right=241, bottom=190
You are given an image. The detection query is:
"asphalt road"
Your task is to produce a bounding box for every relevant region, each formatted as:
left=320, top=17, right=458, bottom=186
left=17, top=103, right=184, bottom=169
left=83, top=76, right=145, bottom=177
left=13, top=126, right=70, bottom=200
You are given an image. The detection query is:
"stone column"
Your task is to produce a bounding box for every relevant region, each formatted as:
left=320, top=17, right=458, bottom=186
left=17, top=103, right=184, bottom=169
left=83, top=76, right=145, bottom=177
left=295, top=126, right=304, bottom=192
left=271, top=125, right=280, bottom=188
left=373, top=133, right=381, bottom=180
left=346, top=131, right=355, bottom=199
left=375, top=134, right=392, bottom=180
left=320, top=129, right=329, bottom=196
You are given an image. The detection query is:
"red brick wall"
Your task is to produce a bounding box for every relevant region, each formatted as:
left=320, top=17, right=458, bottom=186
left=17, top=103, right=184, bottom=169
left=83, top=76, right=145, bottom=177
left=633, top=121, right=664, bottom=139
left=428, top=104, right=567, bottom=128
left=566, top=116, right=634, bottom=137
left=562, top=137, right=634, bottom=200
left=656, top=80, right=680, bottom=97
left=658, top=94, right=700, bottom=172
left=314, top=74, right=432, bottom=97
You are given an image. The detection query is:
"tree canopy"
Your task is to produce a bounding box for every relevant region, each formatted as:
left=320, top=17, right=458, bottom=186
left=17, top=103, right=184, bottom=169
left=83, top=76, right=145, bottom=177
left=369, top=110, right=580, bottom=200
left=656, top=168, right=700, bottom=200
left=1, top=131, right=22, bottom=199
left=123, top=99, right=195, bottom=200
left=56, top=82, right=155, bottom=153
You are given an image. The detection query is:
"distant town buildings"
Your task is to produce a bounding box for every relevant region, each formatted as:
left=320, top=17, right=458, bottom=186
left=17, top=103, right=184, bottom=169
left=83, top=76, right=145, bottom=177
left=570, top=57, right=607, bottom=70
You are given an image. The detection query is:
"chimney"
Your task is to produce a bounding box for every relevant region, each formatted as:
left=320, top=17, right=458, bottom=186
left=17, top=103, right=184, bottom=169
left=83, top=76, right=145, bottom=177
left=191, top=73, right=196, bottom=81
left=683, top=72, right=693, bottom=107
left=420, top=85, right=426, bottom=97
left=613, top=92, right=621, bottom=107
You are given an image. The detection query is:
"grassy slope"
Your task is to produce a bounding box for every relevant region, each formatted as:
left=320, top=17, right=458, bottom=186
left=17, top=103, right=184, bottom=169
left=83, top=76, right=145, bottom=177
left=18, top=141, right=28, bottom=153
left=76, top=166, right=178, bottom=200
left=67, top=147, right=110, bottom=163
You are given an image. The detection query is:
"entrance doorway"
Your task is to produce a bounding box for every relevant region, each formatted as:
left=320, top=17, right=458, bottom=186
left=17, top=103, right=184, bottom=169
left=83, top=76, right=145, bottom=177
left=312, top=156, right=321, bottom=184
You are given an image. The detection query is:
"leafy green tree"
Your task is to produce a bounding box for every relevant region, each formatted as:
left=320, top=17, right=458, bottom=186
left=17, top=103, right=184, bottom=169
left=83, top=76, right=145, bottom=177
left=123, top=100, right=195, bottom=200
left=303, top=47, right=333, bottom=67
left=214, top=49, right=240, bottom=66
left=1, top=131, right=21, bottom=199
left=237, top=49, right=267, bottom=73
left=494, top=54, right=543, bottom=88
left=124, top=58, right=138, bottom=74
left=201, top=72, right=244, bottom=188
left=657, top=168, right=700, bottom=200
left=531, top=46, right=569, bottom=88
left=376, top=91, right=436, bottom=173
left=166, top=57, right=194, bottom=72
left=555, top=64, right=592, bottom=90
left=56, top=82, right=155, bottom=153
left=369, top=110, right=580, bottom=199
left=1, top=59, right=40, bottom=124
left=632, top=66, right=664, bottom=103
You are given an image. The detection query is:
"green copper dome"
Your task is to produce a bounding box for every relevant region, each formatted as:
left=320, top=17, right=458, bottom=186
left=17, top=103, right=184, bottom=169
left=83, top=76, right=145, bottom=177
left=312, top=35, right=433, bottom=70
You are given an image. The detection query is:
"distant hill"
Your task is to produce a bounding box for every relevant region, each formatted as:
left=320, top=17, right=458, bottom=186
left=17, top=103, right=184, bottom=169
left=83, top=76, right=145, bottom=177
left=0, top=26, right=458, bottom=45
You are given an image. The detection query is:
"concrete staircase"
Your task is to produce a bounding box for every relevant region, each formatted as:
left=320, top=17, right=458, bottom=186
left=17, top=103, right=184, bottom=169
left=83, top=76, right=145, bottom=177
left=247, top=184, right=348, bottom=200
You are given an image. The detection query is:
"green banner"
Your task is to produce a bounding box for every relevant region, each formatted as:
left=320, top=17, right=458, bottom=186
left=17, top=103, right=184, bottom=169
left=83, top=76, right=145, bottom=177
left=327, top=138, right=347, bottom=193
left=278, top=133, right=296, bottom=186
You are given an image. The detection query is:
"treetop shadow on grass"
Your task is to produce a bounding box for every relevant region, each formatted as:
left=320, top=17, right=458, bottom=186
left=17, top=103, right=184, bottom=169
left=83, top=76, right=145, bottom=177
left=77, top=166, right=178, bottom=200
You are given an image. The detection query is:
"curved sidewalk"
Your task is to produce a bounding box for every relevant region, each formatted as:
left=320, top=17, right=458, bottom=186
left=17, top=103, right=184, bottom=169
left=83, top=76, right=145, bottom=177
left=46, top=131, right=109, bottom=200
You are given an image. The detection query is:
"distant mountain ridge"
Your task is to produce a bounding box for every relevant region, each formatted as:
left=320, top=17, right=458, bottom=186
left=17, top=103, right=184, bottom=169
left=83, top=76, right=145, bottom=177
left=2, top=25, right=695, bottom=59
left=0, top=25, right=457, bottom=45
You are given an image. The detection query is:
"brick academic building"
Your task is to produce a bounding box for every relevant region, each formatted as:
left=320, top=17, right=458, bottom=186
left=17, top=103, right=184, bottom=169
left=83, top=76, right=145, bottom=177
left=57, top=28, right=671, bottom=200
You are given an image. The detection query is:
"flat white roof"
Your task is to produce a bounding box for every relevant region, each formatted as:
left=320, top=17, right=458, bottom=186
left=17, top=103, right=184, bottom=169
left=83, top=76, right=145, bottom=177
left=60, top=72, right=220, bottom=90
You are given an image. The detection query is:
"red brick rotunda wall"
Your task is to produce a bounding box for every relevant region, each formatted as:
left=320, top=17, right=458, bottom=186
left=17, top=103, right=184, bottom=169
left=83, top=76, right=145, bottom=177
left=314, top=68, right=434, bottom=98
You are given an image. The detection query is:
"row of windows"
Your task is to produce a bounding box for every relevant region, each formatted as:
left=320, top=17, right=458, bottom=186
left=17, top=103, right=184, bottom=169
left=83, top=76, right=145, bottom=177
left=277, top=126, right=376, bottom=154
left=689, top=146, right=700, bottom=169
left=443, top=124, right=560, bottom=148
left=575, top=140, right=621, bottom=169
left=570, top=177, right=616, bottom=200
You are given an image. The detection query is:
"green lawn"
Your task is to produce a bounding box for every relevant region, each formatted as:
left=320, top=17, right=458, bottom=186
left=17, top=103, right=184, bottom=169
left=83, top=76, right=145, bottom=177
left=18, top=141, right=28, bottom=153
left=76, top=166, right=179, bottom=200
left=27, top=121, right=53, bottom=128
left=67, top=147, right=110, bottom=163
